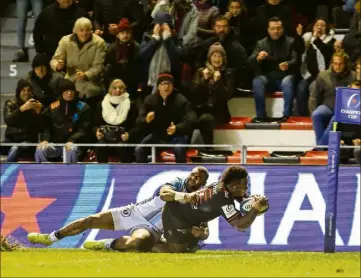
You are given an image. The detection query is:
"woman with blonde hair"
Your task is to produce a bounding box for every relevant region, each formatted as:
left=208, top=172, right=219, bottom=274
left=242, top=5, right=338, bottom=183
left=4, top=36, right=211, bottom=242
left=50, top=17, right=107, bottom=111
left=93, top=79, right=137, bottom=163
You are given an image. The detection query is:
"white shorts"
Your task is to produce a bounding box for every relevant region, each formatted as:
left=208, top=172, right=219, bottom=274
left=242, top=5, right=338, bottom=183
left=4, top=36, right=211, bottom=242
left=109, top=204, right=162, bottom=240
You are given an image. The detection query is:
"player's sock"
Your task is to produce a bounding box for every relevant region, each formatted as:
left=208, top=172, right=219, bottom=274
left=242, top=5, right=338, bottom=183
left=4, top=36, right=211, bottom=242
left=49, top=230, right=62, bottom=242
left=109, top=239, right=117, bottom=250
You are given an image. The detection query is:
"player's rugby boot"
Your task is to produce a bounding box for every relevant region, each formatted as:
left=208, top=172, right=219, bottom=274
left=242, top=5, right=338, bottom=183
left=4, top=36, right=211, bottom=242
left=27, top=233, right=53, bottom=246
left=83, top=239, right=111, bottom=250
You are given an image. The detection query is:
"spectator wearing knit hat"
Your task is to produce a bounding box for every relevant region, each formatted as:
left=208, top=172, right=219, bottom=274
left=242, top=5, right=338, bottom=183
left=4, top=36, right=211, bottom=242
left=2, top=80, right=44, bottom=162
left=135, top=71, right=197, bottom=163
left=92, top=0, right=144, bottom=43
left=26, top=54, right=64, bottom=107
left=35, top=79, right=92, bottom=163
left=190, top=43, right=234, bottom=146
left=105, top=18, right=141, bottom=100
left=139, top=12, right=181, bottom=95
left=196, top=16, right=248, bottom=89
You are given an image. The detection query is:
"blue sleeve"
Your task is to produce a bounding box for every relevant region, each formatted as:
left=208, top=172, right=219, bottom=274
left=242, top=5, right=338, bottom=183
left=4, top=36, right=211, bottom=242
left=165, top=177, right=184, bottom=192
left=152, top=177, right=183, bottom=197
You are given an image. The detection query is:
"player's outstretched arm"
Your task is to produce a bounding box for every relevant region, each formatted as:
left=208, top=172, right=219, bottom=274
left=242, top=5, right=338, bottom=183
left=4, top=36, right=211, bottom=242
left=229, top=196, right=268, bottom=230
left=160, top=186, right=198, bottom=203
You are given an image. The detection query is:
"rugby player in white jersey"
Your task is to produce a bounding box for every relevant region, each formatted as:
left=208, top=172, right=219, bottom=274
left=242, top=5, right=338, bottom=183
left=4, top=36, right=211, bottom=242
left=27, top=166, right=209, bottom=252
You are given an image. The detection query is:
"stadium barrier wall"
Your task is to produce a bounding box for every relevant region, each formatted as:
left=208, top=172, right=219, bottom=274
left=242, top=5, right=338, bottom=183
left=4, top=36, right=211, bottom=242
left=0, top=164, right=359, bottom=251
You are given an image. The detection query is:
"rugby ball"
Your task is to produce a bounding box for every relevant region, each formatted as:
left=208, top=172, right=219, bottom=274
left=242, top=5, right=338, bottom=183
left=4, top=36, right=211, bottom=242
left=239, top=196, right=269, bottom=216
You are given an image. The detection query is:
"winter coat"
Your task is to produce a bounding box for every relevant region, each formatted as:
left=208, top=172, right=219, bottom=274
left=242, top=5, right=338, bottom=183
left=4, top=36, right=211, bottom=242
left=151, top=0, right=199, bottom=48
left=249, top=35, right=297, bottom=77
left=299, top=30, right=336, bottom=80
left=104, top=39, right=141, bottom=98
left=228, top=12, right=253, bottom=54
left=196, top=29, right=248, bottom=75
left=33, top=2, right=87, bottom=59
left=40, top=99, right=92, bottom=143
left=343, top=30, right=361, bottom=64
left=93, top=98, right=138, bottom=138
left=308, top=69, right=356, bottom=113
left=196, top=4, right=220, bottom=40
left=136, top=92, right=197, bottom=139
left=4, top=95, right=44, bottom=143
left=92, top=0, right=144, bottom=43
left=26, top=70, right=64, bottom=106
left=253, top=2, right=294, bottom=40
left=139, top=32, right=181, bottom=89
left=190, top=67, right=234, bottom=123
left=50, top=34, right=107, bottom=99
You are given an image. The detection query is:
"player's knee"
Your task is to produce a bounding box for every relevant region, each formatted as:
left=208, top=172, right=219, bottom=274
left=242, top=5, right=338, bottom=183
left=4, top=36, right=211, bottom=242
left=82, top=215, right=98, bottom=228
left=127, top=237, right=154, bottom=252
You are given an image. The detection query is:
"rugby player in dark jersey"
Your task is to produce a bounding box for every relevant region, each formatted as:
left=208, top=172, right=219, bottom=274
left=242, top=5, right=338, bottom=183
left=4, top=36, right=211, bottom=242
left=152, top=165, right=269, bottom=253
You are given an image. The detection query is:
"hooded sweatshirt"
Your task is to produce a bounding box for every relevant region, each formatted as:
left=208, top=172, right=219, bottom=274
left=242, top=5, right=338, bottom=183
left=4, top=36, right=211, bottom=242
left=27, top=54, right=64, bottom=106
left=4, top=80, right=44, bottom=142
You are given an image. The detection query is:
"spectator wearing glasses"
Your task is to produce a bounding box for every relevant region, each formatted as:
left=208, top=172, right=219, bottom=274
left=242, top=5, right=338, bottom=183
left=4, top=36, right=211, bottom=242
left=135, top=72, right=197, bottom=163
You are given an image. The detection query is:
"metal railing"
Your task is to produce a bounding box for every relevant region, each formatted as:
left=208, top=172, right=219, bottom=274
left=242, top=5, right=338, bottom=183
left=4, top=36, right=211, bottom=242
left=1, top=142, right=359, bottom=164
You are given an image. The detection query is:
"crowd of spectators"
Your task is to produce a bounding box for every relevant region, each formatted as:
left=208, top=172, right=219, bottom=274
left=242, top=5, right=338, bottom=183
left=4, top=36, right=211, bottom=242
left=2, top=0, right=361, bottom=163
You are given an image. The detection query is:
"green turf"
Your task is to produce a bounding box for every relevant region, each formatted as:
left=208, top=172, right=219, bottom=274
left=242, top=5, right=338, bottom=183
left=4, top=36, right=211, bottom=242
left=1, top=249, right=360, bottom=277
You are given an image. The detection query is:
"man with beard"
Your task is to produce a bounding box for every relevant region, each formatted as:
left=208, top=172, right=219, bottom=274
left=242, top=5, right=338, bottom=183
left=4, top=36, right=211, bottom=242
left=104, top=18, right=141, bottom=100
left=28, top=167, right=209, bottom=252
left=2, top=80, right=44, bottom=162
left=34, top=79, right=92, bottom=163
left=196, top=16, right=248, bottom=88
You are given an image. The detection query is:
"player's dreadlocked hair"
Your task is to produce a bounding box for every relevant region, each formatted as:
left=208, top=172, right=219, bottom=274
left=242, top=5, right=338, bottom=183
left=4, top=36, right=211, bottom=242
left=220, top=166, right=248, bottom=185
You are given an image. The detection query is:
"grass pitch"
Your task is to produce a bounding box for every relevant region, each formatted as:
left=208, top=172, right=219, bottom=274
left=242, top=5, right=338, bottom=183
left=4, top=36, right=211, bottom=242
left=1, top=249, right=360, bottom=277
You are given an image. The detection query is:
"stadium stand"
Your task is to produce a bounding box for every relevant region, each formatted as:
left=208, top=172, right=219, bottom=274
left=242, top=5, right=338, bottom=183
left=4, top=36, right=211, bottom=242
left=0, top=0, right=358, bottom=165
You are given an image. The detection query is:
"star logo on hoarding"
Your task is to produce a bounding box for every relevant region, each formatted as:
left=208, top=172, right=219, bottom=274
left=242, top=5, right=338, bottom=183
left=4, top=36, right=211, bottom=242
left=0, top=171, right=56, bottom=236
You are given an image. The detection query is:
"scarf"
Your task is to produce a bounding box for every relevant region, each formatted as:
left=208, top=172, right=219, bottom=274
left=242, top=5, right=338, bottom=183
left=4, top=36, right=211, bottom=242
left=301, top=30, right=335, bottom=79
left=115, top=40, right=133, bottom=64
left=101, top=93, right=131, bottom=125
left=148, top=43, right=171, bottom=91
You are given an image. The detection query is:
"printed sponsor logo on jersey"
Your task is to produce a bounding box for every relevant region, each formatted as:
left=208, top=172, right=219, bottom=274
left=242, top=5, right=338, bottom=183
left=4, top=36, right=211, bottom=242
left=121, top=208, right=131, bottom=217
left=222, top=204, right=237, bottom=218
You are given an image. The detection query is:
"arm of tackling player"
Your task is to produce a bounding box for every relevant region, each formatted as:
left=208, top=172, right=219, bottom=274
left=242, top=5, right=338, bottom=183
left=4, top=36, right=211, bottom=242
left=159, top=185, right=198, bottom=203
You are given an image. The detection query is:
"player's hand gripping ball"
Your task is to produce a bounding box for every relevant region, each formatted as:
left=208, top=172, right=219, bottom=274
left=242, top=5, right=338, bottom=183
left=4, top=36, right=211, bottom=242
left=239, top=194, right=269, bottom=216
